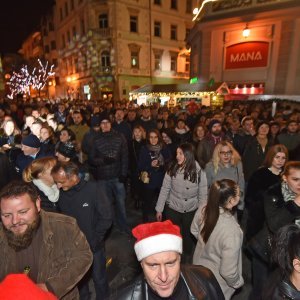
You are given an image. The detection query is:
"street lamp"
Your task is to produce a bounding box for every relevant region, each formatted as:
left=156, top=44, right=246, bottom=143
left=242, top=24, right=250, bottom=38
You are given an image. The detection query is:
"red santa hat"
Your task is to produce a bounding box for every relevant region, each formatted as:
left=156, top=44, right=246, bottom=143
left=132, top=220, right=182, bottom=261
left=0, top=274, right=57, bottom=300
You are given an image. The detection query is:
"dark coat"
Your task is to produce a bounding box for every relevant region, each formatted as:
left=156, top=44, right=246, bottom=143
left=263, top=183, right=300, bottom=234
left=89, top=129, right=128, bottom=180
left=110, top=264, right=225, bottom=300
left=242, top=136, right=273, bottom=181
left=245, top=167, right=281, bottom=241
left=58, top=179, right=112, bottom=252
left=138, top=145, right=171, bottom=190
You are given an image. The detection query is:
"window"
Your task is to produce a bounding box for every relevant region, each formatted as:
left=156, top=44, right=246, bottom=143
left=170, top=53, right=178, bottom=72
left=186, top=0, right=192, bottom=13
left=60, top=7, right=63, bottom=21
left=62, top=34, right=66, bottom=48
left=131, top=51, right=139, bottom=68
left=64, top=2, right=69, bottom=17
left=154, top=21, right=161, bottom=37
left=171, top=0, right=177, bottom=9
left=74, top=58, right=79, bottom=73
left=72, top=26, right=76, bottom=40
left=81, top=18, right=85, bottom=35
left=185, top=28, right=191, bottom=40
left=130, top=16, right=138, bottom=33
left=128, top=43, right=141, bottom=69
left=170, top=25, right=177, bottom=40
left=101, top=51, right=110, bottom=67
left=154, top=54, right=162, bottom=70
left=51, top=40, right=56, bottom=50
left=67, top=31, right=71, bottom=43
left=185, top=56, right=190, bottom=72
left=49, top=22, right=54, bottom=31
left=44, top=45, right=50, bottom=54
left=43, top=28, right=48, bottom=36
left=70, top=0, right=74, bottom=10
left=99, top=14, right=108, bottom=29
left=154, top=0, right=161, bottom=4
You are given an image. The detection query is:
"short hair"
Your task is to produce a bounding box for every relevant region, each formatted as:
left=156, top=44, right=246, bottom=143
left=263, top=144, right=288, bottom=168
left=0, top=181, right=39, bottom=203
left=51, top=161, right=79, bottom=178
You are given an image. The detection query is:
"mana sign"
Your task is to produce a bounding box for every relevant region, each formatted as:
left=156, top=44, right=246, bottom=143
left=225, top=42, right=269, bottom=69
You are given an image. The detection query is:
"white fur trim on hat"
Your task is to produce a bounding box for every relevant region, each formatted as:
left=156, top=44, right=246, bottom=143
left=134, top=233, right=182, bottom=261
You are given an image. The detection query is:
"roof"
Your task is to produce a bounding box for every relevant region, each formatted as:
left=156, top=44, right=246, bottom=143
left=130, top=82, right=227, bottom=94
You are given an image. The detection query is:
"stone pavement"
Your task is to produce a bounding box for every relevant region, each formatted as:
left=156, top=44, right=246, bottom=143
left=91, top=198, right=252, bottom=299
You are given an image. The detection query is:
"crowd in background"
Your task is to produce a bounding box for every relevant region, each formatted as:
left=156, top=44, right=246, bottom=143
left=0, top=96, right=300, bottom=299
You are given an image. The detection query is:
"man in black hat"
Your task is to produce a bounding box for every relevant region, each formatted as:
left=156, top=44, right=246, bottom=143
left=15, top=134, right=50, bottom=176
left=89, top=113, right=130, bottom=234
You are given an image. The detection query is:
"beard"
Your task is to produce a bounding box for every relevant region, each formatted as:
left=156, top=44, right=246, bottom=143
left=3, top=214, right=41, bottom=252
left=212, top=129, right=222, bottom=136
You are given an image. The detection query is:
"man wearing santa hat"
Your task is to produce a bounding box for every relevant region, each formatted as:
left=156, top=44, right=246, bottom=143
left=111, top=220, right=224, bottom=299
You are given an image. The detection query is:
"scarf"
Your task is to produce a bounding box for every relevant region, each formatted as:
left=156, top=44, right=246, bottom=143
left=147, top=143, right=165, bottom=166
left=33, top=179, right=60, bottom=203
left=281, top=181, right=297, bottom=202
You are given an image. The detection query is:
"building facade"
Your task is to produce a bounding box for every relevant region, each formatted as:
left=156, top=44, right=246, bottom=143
left=39, top=0, right=196, bottom=100
left=187, top=0, right=300, bottom=96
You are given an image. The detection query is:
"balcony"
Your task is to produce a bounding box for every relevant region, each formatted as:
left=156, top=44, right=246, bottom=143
left=98, top=66, right=113, bottom=75
left=89, top=28, right=112, bottom=39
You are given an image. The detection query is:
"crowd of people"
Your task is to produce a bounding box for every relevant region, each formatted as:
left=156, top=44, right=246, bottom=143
left=0, top=96, right=299, bottom=299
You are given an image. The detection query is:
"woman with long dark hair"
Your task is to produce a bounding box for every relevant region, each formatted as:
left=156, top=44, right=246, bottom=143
left=155, top=143, right=207, bottom=262
left=138, top=129, right=171, bottom=222
left=191, top=179, right=244, bottom=299
left=262, top=224, right=300, bottom=299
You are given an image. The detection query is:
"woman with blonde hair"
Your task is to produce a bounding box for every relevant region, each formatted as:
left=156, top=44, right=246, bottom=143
left=23, top=156, right=59, bottom=212
left=205, top=141, right=245, bottom=213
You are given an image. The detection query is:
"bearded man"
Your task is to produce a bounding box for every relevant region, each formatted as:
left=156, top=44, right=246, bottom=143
left=0, top=181, right=92, bottom=300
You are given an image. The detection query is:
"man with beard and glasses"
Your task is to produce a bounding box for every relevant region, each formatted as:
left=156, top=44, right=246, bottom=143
left=0, top=181, right=93, bottom=300
left=196, top=119, right=228, bottom=168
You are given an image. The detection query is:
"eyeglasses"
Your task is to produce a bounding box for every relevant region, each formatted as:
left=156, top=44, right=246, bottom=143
left=220, top=151, right=232, bottom=156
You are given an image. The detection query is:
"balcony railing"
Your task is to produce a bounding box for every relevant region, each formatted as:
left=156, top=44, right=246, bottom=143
left=89, top=28, right=112, bottom=39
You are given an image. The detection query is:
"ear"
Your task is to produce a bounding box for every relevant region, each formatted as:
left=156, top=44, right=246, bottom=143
left=282, top=174, right=287, bottom=182
left=35, top=197, right=41, bottom=212
left=293, top=258, right=300, bottom=273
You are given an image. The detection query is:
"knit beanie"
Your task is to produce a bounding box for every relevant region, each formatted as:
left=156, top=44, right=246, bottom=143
left=208, top=119, right=221, bottom=131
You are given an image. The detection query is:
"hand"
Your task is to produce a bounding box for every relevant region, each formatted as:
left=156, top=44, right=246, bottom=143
left=151, top=159, right=159, bottom=167
left=36, top=283, right=48, bottom=292
left=103, top=156, right=116, bottom=164
left=156, top=212, right=163, bottom=222
left=118, top=175, right=126, bottom=184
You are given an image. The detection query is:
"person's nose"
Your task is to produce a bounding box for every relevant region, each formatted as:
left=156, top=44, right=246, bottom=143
left=12, top=213, right=20, bottom=225
left=158, top=266, right=168, bottom=282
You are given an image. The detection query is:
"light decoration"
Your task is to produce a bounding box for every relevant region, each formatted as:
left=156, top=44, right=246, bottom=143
left=7, top=59, right=55, bottom=99
left=192, top=0, right=219, bottom=21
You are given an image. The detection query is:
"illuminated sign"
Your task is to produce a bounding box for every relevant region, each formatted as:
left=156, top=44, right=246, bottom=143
left=225, top=42, right=269, bottom=69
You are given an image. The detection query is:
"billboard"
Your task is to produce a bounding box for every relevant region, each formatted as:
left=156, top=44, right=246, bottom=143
left=225, top=42, right=269, bottom=69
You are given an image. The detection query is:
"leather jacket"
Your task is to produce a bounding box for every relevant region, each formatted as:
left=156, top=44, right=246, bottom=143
left=262, top=271, right=300, bottom=300
left=110, top=264, right=225, bottom=300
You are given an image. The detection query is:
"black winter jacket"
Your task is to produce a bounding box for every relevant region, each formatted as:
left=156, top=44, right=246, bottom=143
left=110, top=264, right=225, bottom=300
left=89, top=129, right=128, bottom=180
left=58, top=179, right=112, bottom=252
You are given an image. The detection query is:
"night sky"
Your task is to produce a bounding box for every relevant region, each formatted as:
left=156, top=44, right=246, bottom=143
left=0, top=0, right=55, bottom=54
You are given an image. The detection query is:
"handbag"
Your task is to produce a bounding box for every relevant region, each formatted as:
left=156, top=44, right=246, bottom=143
left=246, top=226, right=273, bottom=264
